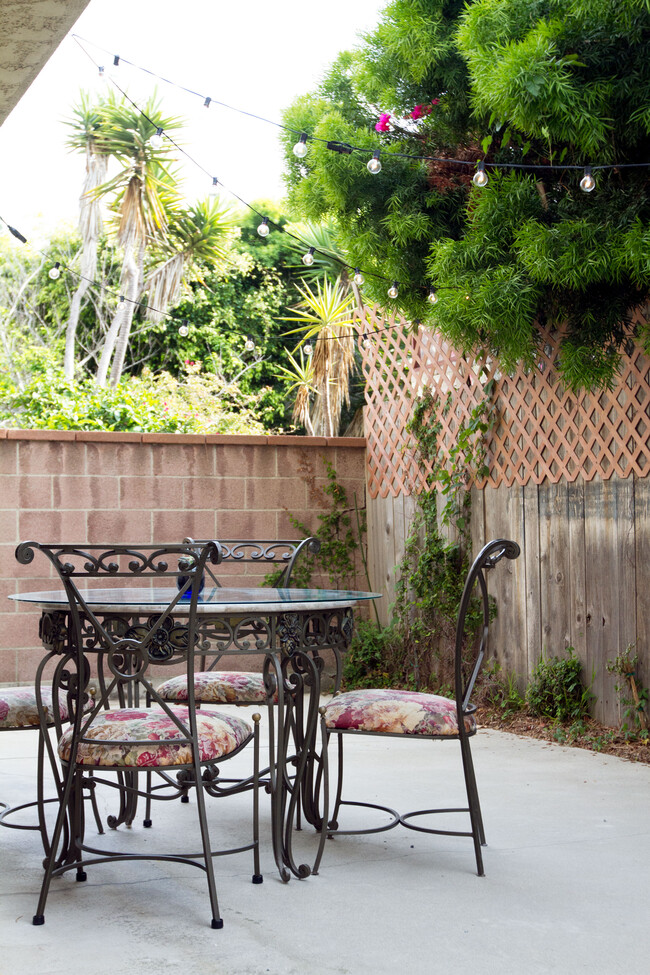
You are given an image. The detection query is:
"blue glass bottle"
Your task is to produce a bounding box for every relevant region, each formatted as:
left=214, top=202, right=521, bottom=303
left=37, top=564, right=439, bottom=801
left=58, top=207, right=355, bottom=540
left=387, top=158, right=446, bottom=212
left=176, top=571, right=205, bottom=600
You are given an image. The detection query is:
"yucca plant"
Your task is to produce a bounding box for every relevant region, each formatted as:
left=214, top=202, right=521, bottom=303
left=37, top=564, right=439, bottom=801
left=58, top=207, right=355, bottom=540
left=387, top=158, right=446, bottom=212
left=282, top=277, right=356, bottom=437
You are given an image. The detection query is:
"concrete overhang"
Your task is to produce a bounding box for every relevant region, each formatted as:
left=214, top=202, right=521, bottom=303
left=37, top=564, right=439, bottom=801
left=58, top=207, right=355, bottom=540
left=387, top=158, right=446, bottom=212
left=0, top=0, right=92, bottom=126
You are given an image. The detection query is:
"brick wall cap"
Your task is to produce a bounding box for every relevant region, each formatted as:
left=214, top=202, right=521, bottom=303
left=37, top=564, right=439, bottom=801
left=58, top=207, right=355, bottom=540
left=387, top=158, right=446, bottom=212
left=141, top=433, right=207, bottom=444
left=204, top=434, right=268, bottom=445
left=5, top=429, right=77, bottom=441
left=74, top=431, right=143, bottom=443
left=328, top=437, right=366, bottom=447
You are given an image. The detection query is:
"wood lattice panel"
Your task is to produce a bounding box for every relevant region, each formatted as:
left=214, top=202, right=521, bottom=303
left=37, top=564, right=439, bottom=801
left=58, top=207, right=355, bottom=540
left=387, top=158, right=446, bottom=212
left=358, top=307, right=650, bottom=498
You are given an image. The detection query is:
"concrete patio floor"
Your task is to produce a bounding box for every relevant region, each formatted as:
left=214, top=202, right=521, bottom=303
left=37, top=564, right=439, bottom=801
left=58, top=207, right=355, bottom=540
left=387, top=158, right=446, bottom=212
left=1, top=705, right=648, bottom=975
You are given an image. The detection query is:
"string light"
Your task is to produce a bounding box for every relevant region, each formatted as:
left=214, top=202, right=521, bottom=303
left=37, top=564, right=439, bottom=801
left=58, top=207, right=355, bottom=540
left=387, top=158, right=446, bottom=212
left=427, top=287, right=438, bottom=304
left=580, top=166, right=596, bottom=193
left=70, top=35, right=650, bottom=191
left=367, top=149, right=382, bottom=174
left=387, top=281, right=399, bottom=299
left=472, top=160, right=488, bottom=187
left=178, top=320, right=189, bottom=336
left=48, top=262, right=61, bottom=280
left=293, top=133, right=309, bottom=159
left=353, top=268, right=365, bottom=286
left=98, top=65, right=105, bottom=80
left=303, top=343, right=313, bottom=356
left=149, top=127, right=164, bottom=150
left=244, top=336, right=255, bottom=352
left=302, top=246, right=315, bottom=266
left=209, top=176, right=219, bottom=196
left=257, top=217, right=270, bottom=238
left=112, top=54, right=120, bottom=66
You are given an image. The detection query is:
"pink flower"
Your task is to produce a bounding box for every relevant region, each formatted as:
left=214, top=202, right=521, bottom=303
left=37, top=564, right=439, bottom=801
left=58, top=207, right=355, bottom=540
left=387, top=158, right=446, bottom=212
left=375, top=113, right=391, bottom=132
left=410, top=104, right=429, bottom=120
left=431, top=98, right=440, bottom=106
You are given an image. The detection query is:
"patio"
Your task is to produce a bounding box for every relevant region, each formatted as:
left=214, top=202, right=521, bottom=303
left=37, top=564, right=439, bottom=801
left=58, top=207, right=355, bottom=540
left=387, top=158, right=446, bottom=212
left=1, top=705, right=648, bottom=975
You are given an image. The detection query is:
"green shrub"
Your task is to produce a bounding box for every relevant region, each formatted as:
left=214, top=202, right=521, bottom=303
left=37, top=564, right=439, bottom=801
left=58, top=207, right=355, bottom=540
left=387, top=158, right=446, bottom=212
left=476, top=661, right=526, bottom=717
left=343, top=620, right=402, bottom=689
left=527, top=649, right=593, bottom=722
left=0, top=365, right=267, bottom=434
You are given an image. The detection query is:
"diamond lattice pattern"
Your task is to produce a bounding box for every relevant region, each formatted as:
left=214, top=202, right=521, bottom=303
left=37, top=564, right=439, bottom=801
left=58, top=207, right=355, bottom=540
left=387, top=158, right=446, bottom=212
left=358, top=308, right=650, bottom=499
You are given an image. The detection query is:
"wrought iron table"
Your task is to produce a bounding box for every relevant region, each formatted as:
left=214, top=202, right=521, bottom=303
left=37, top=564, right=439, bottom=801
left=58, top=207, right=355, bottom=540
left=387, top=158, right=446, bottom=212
left=11, top=585, right=381, bottom=882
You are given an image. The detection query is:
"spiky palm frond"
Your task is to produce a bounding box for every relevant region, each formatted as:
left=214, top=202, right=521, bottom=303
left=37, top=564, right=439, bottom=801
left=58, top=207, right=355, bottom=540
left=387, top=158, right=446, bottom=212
left=143, top=199, right=238, bottom=322
left=281, top=277, right=357, bottom=437
left=284, top=218, right=349, bottom=284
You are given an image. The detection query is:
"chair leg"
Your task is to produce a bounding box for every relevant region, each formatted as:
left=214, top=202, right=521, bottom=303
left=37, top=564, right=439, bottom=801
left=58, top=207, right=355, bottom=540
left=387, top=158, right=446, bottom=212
left=143, top=770, right=153, bottom=827
left=33, top=759, right=79, bottom=925
left=312, top=709, right=330, bottom=876
left=328, top=732, right=345, bottom=830
left=252, top=715, right=262, bottom=884
left=190, top=751, right=223, bottom=928
left=459, top=736, right=485, bottom=876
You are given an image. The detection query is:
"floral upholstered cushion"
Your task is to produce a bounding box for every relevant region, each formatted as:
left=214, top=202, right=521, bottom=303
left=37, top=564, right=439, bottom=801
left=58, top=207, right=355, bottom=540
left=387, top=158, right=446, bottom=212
left=158, top=671, right=277, bottom=704
left=58, top=707, right=252, bottom=768
left=0, top=686, right=92, bottom=730
left=323, top=689, right=476, bottom=737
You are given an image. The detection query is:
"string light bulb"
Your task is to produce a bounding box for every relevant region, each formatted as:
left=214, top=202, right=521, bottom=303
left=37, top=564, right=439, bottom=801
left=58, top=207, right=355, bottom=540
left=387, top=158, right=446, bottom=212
left=209, top=176, right=219, bottom=197
left=149, top=127, right=164, bottom=150
left=98, top=66, right=106, bottom=81
left=427, top=287, right=438, bottom=304
left=353, top=268, right=364, bottom=286
left=387, top=281, right=399, bottom=299
left=367, top=149, right=382, bottom=174
left=304, top=343, right=313, bottom=356
left=244, top=336, right=256, bottom=353
left=257, top=217, right=270, bottom=238
left=580, top=166, right=595, bottom=193
left=178, top=320, right=189, bottom=337
left=293, top=133, right=309, bottom=158
left=472, top=160, right=488, bottom=187
left=302, top=246, right=315, bottom=266
left=48, top=262, right=61, bottom=280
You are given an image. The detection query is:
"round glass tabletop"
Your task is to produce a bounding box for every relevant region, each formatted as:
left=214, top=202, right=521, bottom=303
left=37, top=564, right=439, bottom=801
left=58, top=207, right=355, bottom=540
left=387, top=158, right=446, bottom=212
left=9, top=586, right=382, bottom=614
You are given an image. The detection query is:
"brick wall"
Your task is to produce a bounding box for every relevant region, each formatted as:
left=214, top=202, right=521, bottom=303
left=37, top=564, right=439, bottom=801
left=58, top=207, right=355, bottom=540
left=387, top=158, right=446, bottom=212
left=0, top=429, right=366, bottom=685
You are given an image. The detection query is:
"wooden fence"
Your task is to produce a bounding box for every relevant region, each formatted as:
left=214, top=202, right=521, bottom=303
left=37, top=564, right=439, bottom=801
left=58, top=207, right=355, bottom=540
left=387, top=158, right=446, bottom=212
left=359, top=307, right=650, bottom=726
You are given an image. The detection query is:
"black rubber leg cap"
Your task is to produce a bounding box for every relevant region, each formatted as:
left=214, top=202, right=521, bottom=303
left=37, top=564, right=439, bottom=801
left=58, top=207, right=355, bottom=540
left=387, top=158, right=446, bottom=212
left=252, top=874, right=263, bottom=885
left=211, top=918, right=224, bottom=929
left=181, top=795, right=190, bottom=804
left=32, top=915, right=45, bottom=926
left=76, top=871, right=87, bottom=882
left=143, top=819, right=152, bottom=828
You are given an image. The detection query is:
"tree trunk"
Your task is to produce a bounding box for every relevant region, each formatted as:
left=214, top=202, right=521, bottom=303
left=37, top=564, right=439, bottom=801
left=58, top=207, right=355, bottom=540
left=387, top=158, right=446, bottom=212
left=64, top=270, right=92, bottom=381
left=109, top=242, right=145, bottom=387
left=96, top=241, right=140, bottom=387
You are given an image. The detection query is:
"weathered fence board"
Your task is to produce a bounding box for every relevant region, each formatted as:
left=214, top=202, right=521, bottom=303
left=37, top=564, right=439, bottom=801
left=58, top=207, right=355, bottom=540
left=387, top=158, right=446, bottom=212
left=367, top=472, right=648, bottom=725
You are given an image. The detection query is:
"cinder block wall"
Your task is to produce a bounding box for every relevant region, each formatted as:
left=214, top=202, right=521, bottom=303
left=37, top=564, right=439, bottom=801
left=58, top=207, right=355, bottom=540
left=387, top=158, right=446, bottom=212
left=0, top=430, right=366, bottom=685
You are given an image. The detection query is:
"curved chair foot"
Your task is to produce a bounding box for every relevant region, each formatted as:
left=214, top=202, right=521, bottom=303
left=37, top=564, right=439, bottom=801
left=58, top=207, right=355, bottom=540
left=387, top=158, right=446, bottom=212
left=143, top=819, right=152, bottom=828
left=33, top=915, right=45, bottom=926
left=211, top=918, right=224, bottom=929
left=76, top=870, right=87, bottom=882
left=181, top=795, right=190, bottom=804
left=252, top=874, right=263, bottom=884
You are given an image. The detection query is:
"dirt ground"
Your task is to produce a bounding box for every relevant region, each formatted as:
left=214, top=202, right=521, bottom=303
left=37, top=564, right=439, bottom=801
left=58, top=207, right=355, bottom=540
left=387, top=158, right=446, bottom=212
left=477, top=707, right=650, bottom=764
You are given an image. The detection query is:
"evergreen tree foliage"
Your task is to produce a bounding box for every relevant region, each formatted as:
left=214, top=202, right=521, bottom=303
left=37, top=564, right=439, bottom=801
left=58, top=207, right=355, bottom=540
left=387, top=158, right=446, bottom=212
left=282, top=0, right=650, bottom=389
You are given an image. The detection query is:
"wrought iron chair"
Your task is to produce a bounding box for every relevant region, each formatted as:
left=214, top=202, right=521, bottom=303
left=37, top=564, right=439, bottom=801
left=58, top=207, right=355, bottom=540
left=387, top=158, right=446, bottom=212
left=156, top=538, right=321, bottom=709
left=0, top=685, right=101, bottom=851
left=316, top=538, right=520, bottom=876
left=15, top=541, right=261, bottom=930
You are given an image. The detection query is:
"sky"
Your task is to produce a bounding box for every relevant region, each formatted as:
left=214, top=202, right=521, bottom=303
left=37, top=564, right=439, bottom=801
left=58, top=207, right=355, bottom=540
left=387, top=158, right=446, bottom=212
left=0, top=0, right=385, bottom=245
